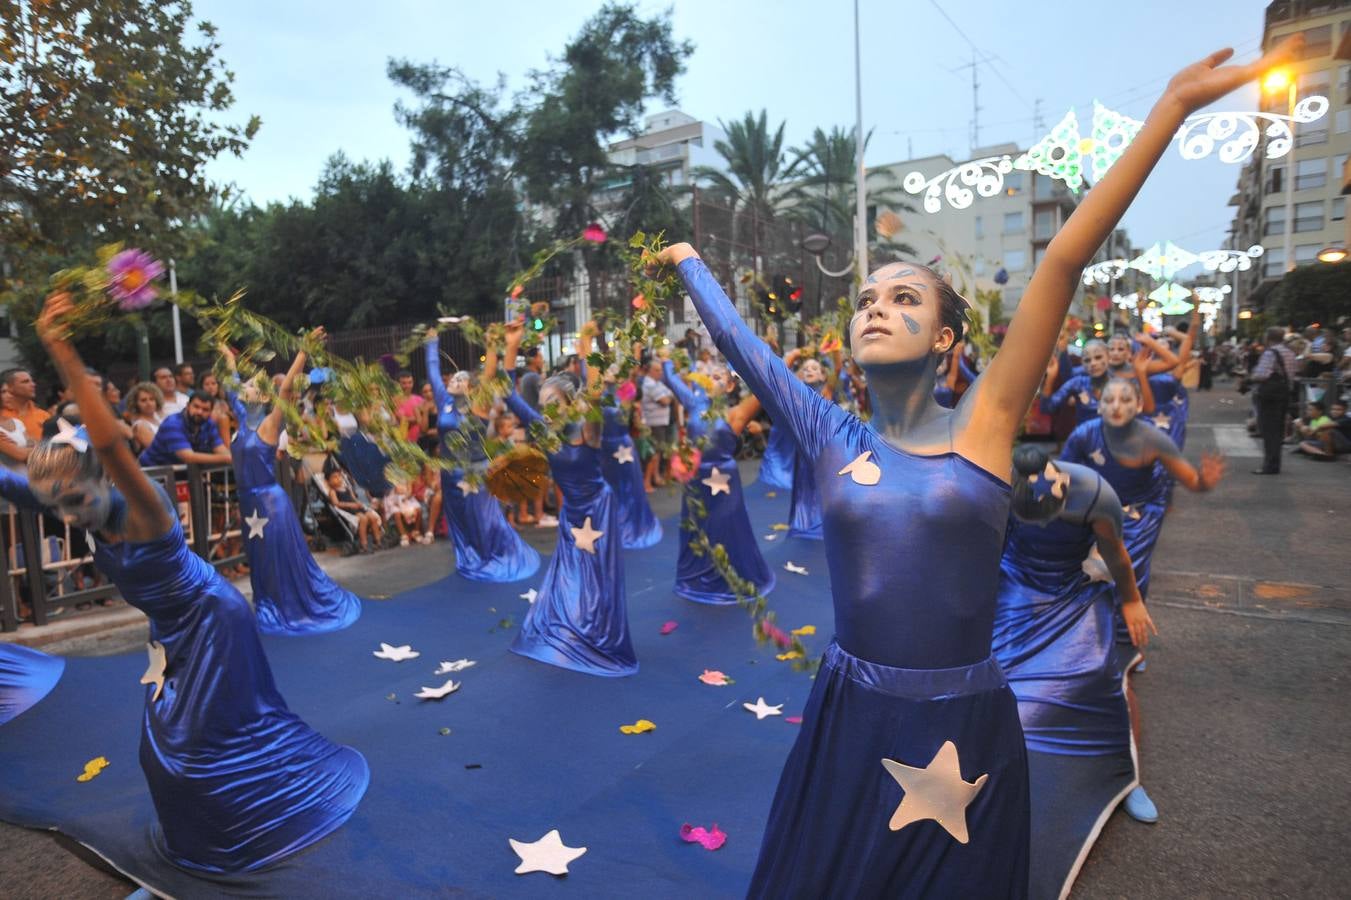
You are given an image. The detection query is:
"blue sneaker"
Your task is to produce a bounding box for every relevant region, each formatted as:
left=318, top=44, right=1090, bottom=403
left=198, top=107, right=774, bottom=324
left=1124, top=785, right=1158, bottom=823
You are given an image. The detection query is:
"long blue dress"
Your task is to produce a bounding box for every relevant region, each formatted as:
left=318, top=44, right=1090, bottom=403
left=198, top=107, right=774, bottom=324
left=505, top=386, right=636, bottom=677
left=757, top=415, right=795, bottom=490
left=93, top=489, right=368, bottom=873
left=0, top=471, right=65, bottom=726
left=229, top=395, right=362, bottom=635
left=992, top=462, right=1136, bottom=900
left=678, top=258, right=1029, bottom=898
left=1148, top=373, right=1189, bottom=504
left=662, top=361, right=775, bottom=605
left=599, top=391, right=662, bottom=549
left=1040, top=372, right=1104, bottom=425
left=425, top=336, right=539, bottom=583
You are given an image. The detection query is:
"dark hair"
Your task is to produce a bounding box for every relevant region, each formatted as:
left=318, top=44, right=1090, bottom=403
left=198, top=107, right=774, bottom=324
left=1308, top=400, right=1326, bottom=414
left=1009, top=444, right=1065, bottom=523
left=1265, top=326, right=1286, bottom=344
left=173, top=362, right=194, bottom=378
left=851, top=263, right=970, bottom=350
left=1, top=367, right=29, bottom=388
left=187, top=390, right=214, bottom=407
left=396, top=369, right=413, bottom=379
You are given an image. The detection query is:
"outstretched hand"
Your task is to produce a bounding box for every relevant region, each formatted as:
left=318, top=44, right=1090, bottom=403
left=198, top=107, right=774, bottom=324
left=37, top=292, right=75, bottom=345
left=1163, top=34, right=1303, bottom=116
left=1198, top=450, right=1227, bottom=490
left=503, top=318, right=525, bottom=350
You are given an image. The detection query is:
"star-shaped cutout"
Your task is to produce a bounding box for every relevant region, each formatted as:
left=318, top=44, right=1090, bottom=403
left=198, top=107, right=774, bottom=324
left=612, top=444, right=634, bottom=465
left=520, top=588, right=538, bottom=604
left=414, top=678, right=461, bottom=700
left=244, top=511, right=269, bottom=539
left=837, top=450, right=882, bottom=485
left=570, top=516, right=603, bottom=554
left=1152, top=413, right=1171, bottom=429
left=784, top=561, right=808, bottom=575
left=1122, top=504, right=1142, bottom=520
left=140, top=641, right=167, bottom=702
left=701, top=466, right=731, bottom=496
left=1078, top=390, right=1093, bottom=406
left=434, top=659, right=476, bottom=674
left=51, top=417, right=90, bottom=453
left=743, top=697, right=783, bottom=719
left=1089, top=449, right=1107, bottom=466
left=457, top=478, right=479, bottom=495
left=509, top=829, right=587, bottom=875
left=880, top=740, right=988, bottom=844
left=373, top=642, right=420, bottom=662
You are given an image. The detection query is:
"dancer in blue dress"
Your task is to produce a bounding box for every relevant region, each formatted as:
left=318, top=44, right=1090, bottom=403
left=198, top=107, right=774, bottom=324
left=757, top=413, right=796, bottom=491
left=1040, top=339, right=1110, bottom=425
left=425, top=330, right=539, bottom=583
left=0, top=643, right=64, bottom=727
left=783, top=349, right=830, bottom=540
left=658, top=349, right=775, bottom=605
left=993, top=446, right=1156, bottom=898
left=221, top=334, right=362, bottom=635
left=500, top=322, right=636, bottom=676
left=934, top=342, right=977, bottom=409
left=32, top=293, right=368, bottom=873
left=657, top=42, right=1281, bottom=895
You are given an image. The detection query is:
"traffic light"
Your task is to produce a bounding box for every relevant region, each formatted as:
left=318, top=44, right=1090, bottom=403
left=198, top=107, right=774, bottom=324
left=531, top=316, right=546, bottom=331
left=773, top=274, right=803, bottom=315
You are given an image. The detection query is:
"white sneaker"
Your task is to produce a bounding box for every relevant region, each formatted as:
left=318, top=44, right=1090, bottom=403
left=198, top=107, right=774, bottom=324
left=420, top=532, right=434, bottom=544
left=400, top=536, right=410, bottom=547
left=538, top=514, right=559, bottom=528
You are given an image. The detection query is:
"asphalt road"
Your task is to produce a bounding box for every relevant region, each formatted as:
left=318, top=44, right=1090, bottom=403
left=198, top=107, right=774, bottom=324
left=3, top=383, right=1348, bottom=898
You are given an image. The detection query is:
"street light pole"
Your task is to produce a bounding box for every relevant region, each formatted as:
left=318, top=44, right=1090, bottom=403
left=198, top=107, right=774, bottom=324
left=169, top=258, right=183, bottom=365
left=1282, top=80, right=1295, bottom=276
left=853, top=0, right=868, bottom=285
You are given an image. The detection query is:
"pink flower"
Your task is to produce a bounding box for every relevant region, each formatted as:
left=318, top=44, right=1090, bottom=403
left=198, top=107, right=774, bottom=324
left=668, top=447, right=702, bottom=483
left=660, top=621, right=678, bottom=635
left=698, top=669, right=732, bottom=686
left=582, top=223, right=607, bottom=243
left=631, top=293, right=647, bottom=310
left=615, top=381, right=637, bottom=403
left=680, top=823, right=727, bottom=851
left=106, top=249, right=164, bottom=311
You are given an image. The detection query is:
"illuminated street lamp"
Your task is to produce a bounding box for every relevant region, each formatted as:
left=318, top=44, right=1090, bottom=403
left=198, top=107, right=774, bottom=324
left=1316, top=245, right=1348, bottom=263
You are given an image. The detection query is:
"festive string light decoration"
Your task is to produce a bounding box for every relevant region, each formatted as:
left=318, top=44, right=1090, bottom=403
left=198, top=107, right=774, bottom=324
left=1081, top=258, right=1132, bottom=286
left=1192, top=284, right=1231, bottom=304
left=904, top=97, right=1328, bottom=212
left=1130, top=241, right=1199, bottom=281
left=1196, top=245, right=1264, bottom=272
left=1149, top=283, right=1195, bottom=315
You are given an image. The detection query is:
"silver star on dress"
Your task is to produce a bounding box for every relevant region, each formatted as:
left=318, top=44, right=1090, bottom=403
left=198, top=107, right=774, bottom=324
left=457, top=478, right=480, bottom=495
left=244, top=511, right=269, bottom=539
left=509, top=829, right=587, bottom=875
left=140, top=640, right=167, bottom=702
left=570, top=516, right=603, bottom=554
left=414, top=678, right=461, bottom=700
left=1089, top=449, right=1107, bottom=466
left=880, top=740, right=988, bottom=844
left=701, top=466, right=731, bottom=496
left=612, top=444, right=635, bottom=465
left=1152, top=413, right=1172, bottom=429
left=784, top=561, right=809, bottom=575
left=373, top=642, right=420, bottom=662
left=743, top=697, right=784, bottom=720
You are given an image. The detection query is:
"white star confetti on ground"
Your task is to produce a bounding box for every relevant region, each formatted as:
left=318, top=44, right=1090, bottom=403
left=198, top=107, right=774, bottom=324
left=784, top=561, right=808, bottom=575
left=612, top=444, right=634, bottom=465
left=509, top=829, right=587, bottom=875
left=880, top=740, right=988, bottom=844
left=435, top=659, right=477, bottom=674
left=414, top=679, right=461, bottom=700
left=520, top=588, right=538, bottom=604
left=570, top=516, right=603, bottom=554
left=140, top=641, right=167, bottom=702
left=837, top=450, right=882, bottom=485
left=701, top=467, right=731, bottom=496
left=373, top=642, right=420, bottom=662
left=743, top=697, right=783, bottom=720
left=244, top=511, right=269, bottom=539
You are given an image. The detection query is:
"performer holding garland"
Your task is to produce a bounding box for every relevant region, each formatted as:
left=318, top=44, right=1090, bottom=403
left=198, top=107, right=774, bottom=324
left=33, top=292, right=367, bottom=873
left=656, top=41, right=1285, bottom=897
left=587, top=329, right=662, bottom=550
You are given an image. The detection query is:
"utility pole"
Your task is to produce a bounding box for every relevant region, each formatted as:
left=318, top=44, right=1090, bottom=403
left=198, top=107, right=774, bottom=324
left=853, top=0, right=868, bottom=284
left=970, top=48, right=981, bottom=150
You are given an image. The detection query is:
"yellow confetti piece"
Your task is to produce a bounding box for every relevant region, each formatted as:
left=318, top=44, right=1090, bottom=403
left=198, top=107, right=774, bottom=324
left=790, top=625, right=816, bottom=636
left=776, top=651, right=804, bottom=661
left=765, top=491, right=778, bottom=498
left=619, top=719, right=657, bottom=735
left=771, top=523, right=790, bottom=532
left=76, top=757, right=109, bottom=783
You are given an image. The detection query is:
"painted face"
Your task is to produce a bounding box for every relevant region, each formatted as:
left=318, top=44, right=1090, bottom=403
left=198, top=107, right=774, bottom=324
left=1082, top=344, right=1109, bottom=378
left=240, top=378, right=263, bottom=405
left=1099, top=380, right=1140, bottom=426
left=539, top=384, right=568, bottom=410
left=31, top=473, right=113, bottom=530
left=1106, top=336, right=1131, bottom=367
left=707, top=367, right=731, bottom=395
left=448, top=372, right=471, bottom=397
left=797, top=359, right=826, bottom=385
left=849, top=263, right=952, bottom=368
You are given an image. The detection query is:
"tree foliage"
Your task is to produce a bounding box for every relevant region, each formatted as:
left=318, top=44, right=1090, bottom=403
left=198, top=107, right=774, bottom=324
left=1270, top=259, right=1351, bottom=325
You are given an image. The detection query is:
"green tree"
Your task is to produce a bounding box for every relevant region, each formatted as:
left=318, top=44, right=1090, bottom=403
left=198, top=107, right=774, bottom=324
left=692, top=110, right=795, bottom=271
left=1270, top=259, right=1351, bottom=325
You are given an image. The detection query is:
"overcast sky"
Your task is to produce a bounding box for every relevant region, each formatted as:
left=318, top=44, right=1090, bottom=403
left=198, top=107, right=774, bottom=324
left=197, top=0, right=1278, bottom=255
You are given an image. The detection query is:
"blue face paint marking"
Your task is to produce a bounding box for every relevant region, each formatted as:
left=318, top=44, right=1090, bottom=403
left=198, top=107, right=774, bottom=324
left=901, top=313, right=922, bottom=335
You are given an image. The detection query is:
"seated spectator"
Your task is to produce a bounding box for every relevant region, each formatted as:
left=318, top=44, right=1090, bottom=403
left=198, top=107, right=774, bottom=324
left=0, top=381, right=31, bottom=470
left=1297, top=400, right=1351, bottom=459
left=326, top=468, right=383, bottom=553
left=383, top=479, right=431, bottom=546
left=155, top=365, right=189, bottom=414
left=1292, top=400, right=1331, bottom=442
left=412, top=464, right=443, bottom=539
left=138, top=391, right=232, bottom=467
left=3, top=367, right=50, bottom=442
left=198, top=370, right=235, bottom=445
left=126, top=382, right=165, bottom=455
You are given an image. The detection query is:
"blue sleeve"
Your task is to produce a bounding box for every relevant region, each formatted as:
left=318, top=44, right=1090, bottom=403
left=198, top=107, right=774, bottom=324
left=504, top=373, right=543, bottom=429
left=676, top=257, right=844, bottom=458
left=660, top=360, right=699, bottom=413
left=202, top=418, right=224, bottom=451
left=156, top=416, right=191, bottom=454
left=1040, top=374, right=1080, bottom=414
left=0, top=468, right=43, bottom=511
left=958, top=355, right=978, bottom=384
left=426, top=335, right=452, bottom=411
left=226, top=390, right=247, bottom=424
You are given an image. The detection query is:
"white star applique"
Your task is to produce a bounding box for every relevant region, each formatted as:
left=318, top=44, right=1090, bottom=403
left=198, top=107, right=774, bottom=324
left=1152, top=413, right=1171, bottom=429
left=140, top=641, right=168, bottom=702
left=373, top=642, right=420, bottom=662
left=457, top=478, right=479, bottom=495
left=570, top=516, right=603, bottom=554
left=520, top=588, right=538, bottom=604
left=51, top=418, right=89, bottom=453
left=612, top=444, right=635, bottom=465
left=1081, top=547, right=1112, bottom=583
left=701, top=466, right=731, bottom=496
left=1078, top=390, right=1093, bottom=406
left=1041, top=461, right=1070, bottom=499
left=837, top=450, right=882, bottom=485
left=434, top=659, right=476, bottom=674
left=414, top=678, right=461, bottom=700
left=1122, top=504, right=1142, bottom=521
left=880, top=740, right=988, bottom=844
left=244, top=511, right=269, bottom=539
left=743, top=697, right=784, bottom=719
left=509, top=829, right=587, bottom=875
left=1089, top=449, right=1107, bottom=466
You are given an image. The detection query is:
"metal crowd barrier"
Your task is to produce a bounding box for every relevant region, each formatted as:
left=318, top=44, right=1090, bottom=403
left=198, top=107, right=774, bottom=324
left=0, top=462, right=276, bottom=632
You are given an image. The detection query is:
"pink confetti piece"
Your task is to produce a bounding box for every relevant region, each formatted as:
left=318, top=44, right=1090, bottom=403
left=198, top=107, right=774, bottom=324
left=680, top=823, right=727, bottom=851
left=698, top=669, right=733, bottom=686
left=786, top=716, right=803, bottom=724
left=660, top=621, right=678, bottom=635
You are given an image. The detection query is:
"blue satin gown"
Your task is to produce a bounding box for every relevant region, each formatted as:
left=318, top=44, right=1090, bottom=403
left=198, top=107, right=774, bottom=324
left=678, top=258, right=1029, bottom=898
left=1040, top=372, right=1103, bottom=425
left=0, top=644, right=64, bottom=726
left=505, top=388, right=636, bottom=676
left=93, top=489, right=368, bottom=873
left=992, top=463, right=1136, bottom=900
left=757, top=416, right=795, bottom=491
left=426, top=336, right=539, bottom=583
left=661, top=361, right=775, bottom=605
left=600, top=392, right=662, bottom=549
left=1148, top=373, right=1189, bottom=504
left=229, top=396, right=362, bottom=635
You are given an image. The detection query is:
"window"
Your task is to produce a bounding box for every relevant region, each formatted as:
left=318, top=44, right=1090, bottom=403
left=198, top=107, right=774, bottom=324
left=1264, top=205, right=1287, bottom=236
left=1263, top=246, right=1286, bottom=278
left=1295, top=157, right=1326, bottom=191
left=972, top=257, right=986, bottom=276
left=1266, top=165, right=1285, bottom=194
left=1337, top=109, right=1351, bottom=134
left=1334, top=154, right=1349, bottom=184
left=1004, top=248, right=1026, bottom=271
left=1296, top=127, right=1328, bottom=147
left=1033, top=208, right=1056, bottom=241
left=1340, top=64, right=1351, bottom=104
left=1299, top=69, right=1331, bottom=96
left=1004, top=173, right=1024, bottom=195
left=1333, top=196, right=1346, bottom=222
left=974, top=215, right=984, bottom=239
left=1298, top=25, right=1332, bottom=58
left=1033, top=174, right=1056, bottom=200
left=1294, top=200, right=1324, bottom=232
left=1002, top=211, right=1024, bottom=235
left=1295, top=243, right=1321, bottom=265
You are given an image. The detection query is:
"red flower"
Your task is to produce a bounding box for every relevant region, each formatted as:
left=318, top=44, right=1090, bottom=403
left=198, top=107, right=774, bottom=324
left=582, top=223, right=607, bottom=243
left=631, top=293, right=646, bottom=310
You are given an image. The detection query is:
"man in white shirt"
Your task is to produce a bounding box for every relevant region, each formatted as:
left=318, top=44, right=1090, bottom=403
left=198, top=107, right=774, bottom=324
left=640, top=359, right=674, bottom=491
left=156, top=365, right=190, bottom=415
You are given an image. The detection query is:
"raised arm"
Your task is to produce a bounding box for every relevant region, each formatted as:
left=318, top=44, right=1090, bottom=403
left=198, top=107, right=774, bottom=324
left=660, top=357, right=701, bottom=414
left=657, top=246, right=844, bottom=458
left=1039, top=373, right=1081, bottom=414
left=1170, top=309, right=1201, bottom=378
left=502, top=320, right=544, bottom=430
left=1135, top=331, right=1179, bottom=375
left=1133, top=348, right=1158, bottom=414
left=961, top=38, right=1299, bottom=447
left=37, top=294, right=171, bottom=540
left=725, top=392, right=763, bottom=436
left=258, top=328, right=322, bottom=446
left=425, top=331, right=452, bottom=412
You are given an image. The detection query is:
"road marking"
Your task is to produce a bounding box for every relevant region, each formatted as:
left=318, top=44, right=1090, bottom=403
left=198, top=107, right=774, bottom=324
left=1207, top=424, right=1262, bottom=458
